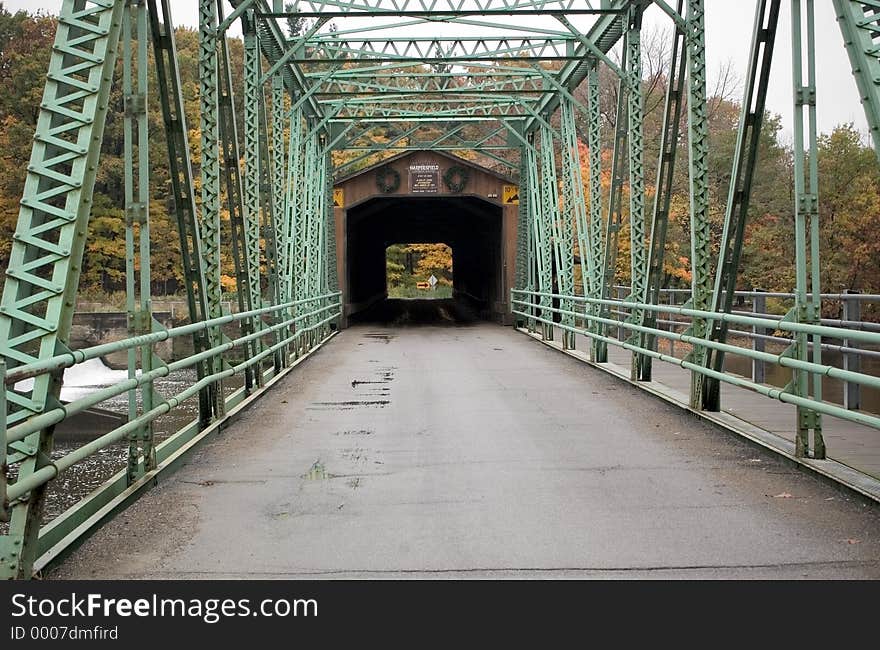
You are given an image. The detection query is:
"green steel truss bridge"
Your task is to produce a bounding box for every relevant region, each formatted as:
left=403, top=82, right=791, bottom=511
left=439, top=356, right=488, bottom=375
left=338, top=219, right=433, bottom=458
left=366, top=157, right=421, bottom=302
left=1, top=0, right=880, bottom=579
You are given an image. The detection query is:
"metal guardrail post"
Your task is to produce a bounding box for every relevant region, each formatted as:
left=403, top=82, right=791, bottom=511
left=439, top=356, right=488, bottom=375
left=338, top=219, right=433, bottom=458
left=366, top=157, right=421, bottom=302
left=752, top=288, right=766, bottom=383
left=668, top=289, right=676, bottom=358
left=843, top=289, right=861, bottom=410
left=616, top=285, right=624, bottom=340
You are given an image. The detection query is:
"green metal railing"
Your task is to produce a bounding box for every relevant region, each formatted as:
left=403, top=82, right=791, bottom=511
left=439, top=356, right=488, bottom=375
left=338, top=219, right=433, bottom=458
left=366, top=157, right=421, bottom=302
left=0, top=293, right=340, bottom=573
left=512, top=288, right=880, bottom=433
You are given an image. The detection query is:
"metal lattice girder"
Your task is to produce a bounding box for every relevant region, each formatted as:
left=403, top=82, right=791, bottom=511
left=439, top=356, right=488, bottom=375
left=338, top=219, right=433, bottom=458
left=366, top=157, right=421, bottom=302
left=263, top=0, right=620, bottom=17
left=286, top=107, right=305, bottom=320
left=243, top=11, right=266, bottom=385
left=122, top=0, right=155, bottom=481
left=560, top=96, right=589, bottom=338
left=527, top=0, right=632, bottom=133
left=833, top=0, right=880, bottom=162
left=545, top=118, right=574, bottom=348
left=0, top=0, right=125, bottom=581
left=313, top=74, right=547, bottom=96
left=338, top=122, right=510, bottom=150
left=595, top=49, right=629, bottom=363
left=324, top=153, right=338, bottom=295
left=515, top=144, right=530, bottom=294
left=148, top=0, right=213, bottom=425
left=270, top=79, right=288, bottom=299
left=217, top=0, right=260, bottom=392
left=323, top=100, right=536, bottom=120
left=198, top=0, right=226, bottom=416
left=701, top=0, right=780, bottom=406
left=585, top=62, right=604, bottom=303
left=625, top=3, right=648, bottom=379
left=635, top=0, right=686, bottom=382
left=684, top=0, right=712, bottom=408
left=525, top=136, right=552, bottom=335
left=232, top=0, right=325, bottom=127
left=293, top=36, right=580, bottom=63
left=257, top=60, right=285, bottom=371
left=626, top=4, right=646, bottom=311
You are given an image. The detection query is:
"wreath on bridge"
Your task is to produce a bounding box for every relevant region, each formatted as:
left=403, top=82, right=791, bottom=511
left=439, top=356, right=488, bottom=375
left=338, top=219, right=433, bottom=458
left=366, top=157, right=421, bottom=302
left=375, top=166, right=400, bottom=193
left=442, top=164, right=469, bottom=193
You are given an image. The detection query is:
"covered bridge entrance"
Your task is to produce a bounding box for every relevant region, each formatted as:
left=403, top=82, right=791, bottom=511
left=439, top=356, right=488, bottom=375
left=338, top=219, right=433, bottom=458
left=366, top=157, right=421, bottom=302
left=333, top=151, right=520, bottom=325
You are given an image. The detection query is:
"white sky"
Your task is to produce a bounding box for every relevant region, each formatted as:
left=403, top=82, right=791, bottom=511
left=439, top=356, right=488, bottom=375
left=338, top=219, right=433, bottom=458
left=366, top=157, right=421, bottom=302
left=5, top=0, right=869, bottom=140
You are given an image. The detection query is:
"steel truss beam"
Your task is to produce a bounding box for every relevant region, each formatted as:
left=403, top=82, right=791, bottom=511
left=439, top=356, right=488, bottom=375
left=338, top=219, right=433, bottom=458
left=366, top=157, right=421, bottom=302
left=243, top=10, right=266, bottom=387
left=833, top=0, right=880, bottom=162
left=790, top=0, right=824, bottom=458
left=684, top=0, right=712, bottom=408
left=634, top=0, right=685, bottom=382
left=261, top=0, right=622, bottom=18
left=625, top=3, right=647, bottom=380
left=701, top=0, right=780, bottom=407
left=123, top=0, right=155, bottom=482
left=147, top=0, right=213, bottom=426
left=595, top=45, right=629, bottom=364
left=0, top=0, right=125, bottom=581
left=291, top=36, right=580, bottom=63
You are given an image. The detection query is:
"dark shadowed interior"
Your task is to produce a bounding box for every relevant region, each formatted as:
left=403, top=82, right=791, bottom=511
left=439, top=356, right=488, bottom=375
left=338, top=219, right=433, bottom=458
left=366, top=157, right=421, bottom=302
left=345, top=195, right=503, bottom=322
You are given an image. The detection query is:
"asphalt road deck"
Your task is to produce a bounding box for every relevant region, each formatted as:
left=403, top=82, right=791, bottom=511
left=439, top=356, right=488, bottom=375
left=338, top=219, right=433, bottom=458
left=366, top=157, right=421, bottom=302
left=53, top=315, right=880, bottom=579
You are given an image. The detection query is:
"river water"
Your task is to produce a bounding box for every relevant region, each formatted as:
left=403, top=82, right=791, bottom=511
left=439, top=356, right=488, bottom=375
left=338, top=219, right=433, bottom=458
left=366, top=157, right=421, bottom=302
left=36, top=360, right=243, bottom=523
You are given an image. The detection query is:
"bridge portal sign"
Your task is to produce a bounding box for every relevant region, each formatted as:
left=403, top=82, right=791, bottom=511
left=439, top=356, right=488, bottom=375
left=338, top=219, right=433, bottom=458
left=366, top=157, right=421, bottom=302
left=408, top=162, right=439, bottom=193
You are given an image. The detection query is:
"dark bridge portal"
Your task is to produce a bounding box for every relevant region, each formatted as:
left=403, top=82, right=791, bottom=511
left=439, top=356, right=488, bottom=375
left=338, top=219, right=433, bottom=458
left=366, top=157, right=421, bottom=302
left=345, top=195, right=503, bottom=322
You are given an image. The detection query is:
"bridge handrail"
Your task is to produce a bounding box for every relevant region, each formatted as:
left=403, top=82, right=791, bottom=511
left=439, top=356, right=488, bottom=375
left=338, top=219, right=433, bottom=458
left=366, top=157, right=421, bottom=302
left=4, top=305, right=341, bottom=503
left=0, top=295, right=342, bottom=516
left=512, top=289, right=880, bottom=346
left=511, top=290, right=880, bottom=433
left=611, top=285, right=880, bottom=302
left=3, top=291, right=342, bottom=385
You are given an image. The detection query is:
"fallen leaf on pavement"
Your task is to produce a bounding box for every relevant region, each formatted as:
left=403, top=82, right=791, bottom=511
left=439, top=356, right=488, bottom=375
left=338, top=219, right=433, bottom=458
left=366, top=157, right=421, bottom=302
left=773, top=492, right=793, bottom=498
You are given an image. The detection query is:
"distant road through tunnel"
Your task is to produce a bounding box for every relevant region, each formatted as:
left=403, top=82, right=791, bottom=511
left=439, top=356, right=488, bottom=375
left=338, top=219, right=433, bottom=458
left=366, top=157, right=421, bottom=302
left=345, top=195, right=502, bottom=321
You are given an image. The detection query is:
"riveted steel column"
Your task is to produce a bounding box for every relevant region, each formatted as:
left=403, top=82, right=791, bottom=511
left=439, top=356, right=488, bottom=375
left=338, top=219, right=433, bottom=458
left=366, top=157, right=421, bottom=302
left=636, top=1, right=686, bottom=382
left=542, top=123, right=574, bottom=348
left=586, top=62, right=605, bottom=361
left=833, top=0, right=880, bottom=162
left=147, top=0, right=213, bottom=428
left=123, top=0, right=155, bottom=482
left=685, top=0, right=712, bottom=409
left=791, top=0, right=824, bottom=458
left=258, top=80, right=284, bottom=370
left=626, top=4, right=647, bottom=334
left=514, top=145, right=530, bottom=327
left=198, top=0, right=225, bottom=416
left=217, top=2, right=256, bottom=392
left=596, top=52, right=629, bottom=363
left=325, top=152, right=338, bottom=294
left=0, top=0, right=125, bottom=581
left=526, top=133, right=552, bottom=338
left=243, top=12, right=265, bottom=386
left=701, top=0, right=780, bottom=409
left=270, top=86, right=288, bottom=303
left=561, top=97, right=590, bottom=339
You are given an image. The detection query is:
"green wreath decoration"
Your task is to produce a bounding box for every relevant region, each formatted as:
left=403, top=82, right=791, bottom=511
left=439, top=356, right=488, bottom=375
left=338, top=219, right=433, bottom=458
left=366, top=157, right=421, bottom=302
left=375, top=166, right=400, bottom=193
left=443, top=165, right=470, bottom=193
